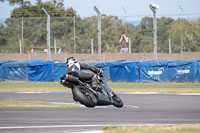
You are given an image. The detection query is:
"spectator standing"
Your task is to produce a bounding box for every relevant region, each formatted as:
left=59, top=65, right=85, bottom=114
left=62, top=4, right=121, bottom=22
left=119, top=34, right=129, bottom=53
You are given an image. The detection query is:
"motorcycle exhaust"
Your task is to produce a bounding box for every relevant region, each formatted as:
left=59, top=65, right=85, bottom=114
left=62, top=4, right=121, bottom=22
left=63, top=74, right=97, bottom=96
left=64, top=74, right=79, bottom=84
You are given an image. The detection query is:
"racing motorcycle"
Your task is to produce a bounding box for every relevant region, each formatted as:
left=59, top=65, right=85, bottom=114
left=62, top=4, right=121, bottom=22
left=60, top=72, right=123, bottom=108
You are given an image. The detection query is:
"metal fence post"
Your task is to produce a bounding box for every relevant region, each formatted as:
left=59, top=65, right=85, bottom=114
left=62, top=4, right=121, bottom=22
left=98, top=14, right=101, bottom=60
left=42, top=8, right=51, bottom=61
left=74, top=16, right=76, bottom=53
left=169, top=38, right=171, bottom=54
left=91, top=38, right=94, bottom=54
left=153, top=11, right=157, bottom=60
left=178, top=5, right=184, bottom=59
left=19, top=39, right=22, bottom=54
left=21, top=17, right=23, bottom=54
left=129, top=38, right=131, bottom=53
left=149, top=4, right=159, bottom=60
left=54, top=39, right=57, bottom=54
left=94, top=6, right=101, bottom=61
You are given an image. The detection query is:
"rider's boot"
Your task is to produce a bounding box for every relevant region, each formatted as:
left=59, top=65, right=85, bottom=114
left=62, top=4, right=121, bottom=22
left=92, top=75, right=103, bottom=91
left=109, top=88, right=116, bottom=97
left=92, top=84, right=104, bottom=92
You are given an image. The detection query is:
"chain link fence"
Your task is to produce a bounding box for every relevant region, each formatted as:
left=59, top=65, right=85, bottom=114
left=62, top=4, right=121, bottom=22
left=0, top=14, right=200, bottom=54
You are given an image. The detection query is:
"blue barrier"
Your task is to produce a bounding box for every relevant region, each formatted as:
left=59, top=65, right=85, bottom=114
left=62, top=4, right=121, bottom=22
left=109, top=60, right=200, bottom=82
left=52, top=61, right=67, bottom=81
left=0, top=60, right=14, bottom=80
left=109, top=61, right=141, bottom=82
left=194, top=59, right=200, bottom=82
left=1, top=60, right=54, bottom=81
left=168, top=60, right=197, bottom=82
left=0, top=59, right=200, bottom=82
left=139, top=60, right=169, bottom=82
left=2, top=60, right=30, bottom=81
left=28, top=61, right=54, bottom=82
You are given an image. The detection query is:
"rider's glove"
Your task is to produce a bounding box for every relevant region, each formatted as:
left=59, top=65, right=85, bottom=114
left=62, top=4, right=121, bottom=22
left=60, top=74, right=65, bottom=80
left=60, top=74, right=67, bottom=84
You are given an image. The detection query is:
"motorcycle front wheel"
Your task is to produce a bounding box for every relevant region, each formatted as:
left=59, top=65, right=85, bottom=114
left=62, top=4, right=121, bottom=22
left=72, top=85, right=97, bottom=108
left=112, top=94, right=123, bottom=108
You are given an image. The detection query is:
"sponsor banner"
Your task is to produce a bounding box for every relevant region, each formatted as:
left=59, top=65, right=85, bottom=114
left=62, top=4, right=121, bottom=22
left=168, top=61, right=196, bottom=82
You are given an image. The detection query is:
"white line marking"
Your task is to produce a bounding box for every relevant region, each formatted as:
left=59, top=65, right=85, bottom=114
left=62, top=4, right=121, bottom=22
left=124, top=105, right=140, bottom=108
left=73, top=131, right=103, bottom=133
left=1, top=100, right=139, bottom=109
left=119, top=92, right=200, bottom=96
left=0, top=125, right=100, bottom=129
left=0, top=124, right=185, bottom=130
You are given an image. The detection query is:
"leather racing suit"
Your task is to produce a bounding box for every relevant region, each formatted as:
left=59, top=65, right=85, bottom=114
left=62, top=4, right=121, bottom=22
left=67, top=62, right=103, bottom=90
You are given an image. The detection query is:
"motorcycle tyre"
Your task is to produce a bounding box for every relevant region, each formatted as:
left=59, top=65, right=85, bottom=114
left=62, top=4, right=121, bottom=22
left=72, top=85, right=97, bottom=108
left=112, top=94, right=123, bottom=108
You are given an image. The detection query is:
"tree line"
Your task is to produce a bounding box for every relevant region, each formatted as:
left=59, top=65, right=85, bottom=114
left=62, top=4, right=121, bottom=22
left=0, top=0, right=200, bottom=53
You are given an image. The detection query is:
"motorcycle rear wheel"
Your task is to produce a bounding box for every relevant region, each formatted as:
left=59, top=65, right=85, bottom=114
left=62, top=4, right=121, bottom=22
left=72, top=85, right=97, bottom=108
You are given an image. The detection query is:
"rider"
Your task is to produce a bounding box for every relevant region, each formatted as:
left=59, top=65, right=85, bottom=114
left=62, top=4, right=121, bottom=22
left=65, top=57, right=104, bottom=91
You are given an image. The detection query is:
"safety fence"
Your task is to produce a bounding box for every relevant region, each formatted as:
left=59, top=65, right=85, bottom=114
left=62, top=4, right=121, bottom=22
left=1, top=14, right=200, bottom=54
left=0, top=59, right=200, bottom=82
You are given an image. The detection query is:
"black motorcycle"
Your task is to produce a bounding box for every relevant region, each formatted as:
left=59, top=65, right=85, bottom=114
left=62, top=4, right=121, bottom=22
left=60, top=72, right=123, bottom=108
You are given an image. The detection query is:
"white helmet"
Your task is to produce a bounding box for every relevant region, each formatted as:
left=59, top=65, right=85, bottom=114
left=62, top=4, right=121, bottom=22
left=66, top=57, right=81, bottom=71
left=66, top=57, right=78, bottom=67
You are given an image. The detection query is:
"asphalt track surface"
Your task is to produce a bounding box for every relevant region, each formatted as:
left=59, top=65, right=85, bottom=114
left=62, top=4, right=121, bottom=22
left=0, top=92, right=200, bottom=133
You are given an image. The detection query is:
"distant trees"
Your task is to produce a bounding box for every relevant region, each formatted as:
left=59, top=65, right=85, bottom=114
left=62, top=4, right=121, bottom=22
left=168, top=18, right=200, bottom=52
left=0, top=0, right=77, bottom=53
left=128, top=17, right=174, bottom=53
left=0, top=0, right=31, bottom=6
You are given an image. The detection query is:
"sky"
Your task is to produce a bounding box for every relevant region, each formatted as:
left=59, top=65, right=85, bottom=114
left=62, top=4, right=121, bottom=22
left=0, top=0, right=200, bottom=21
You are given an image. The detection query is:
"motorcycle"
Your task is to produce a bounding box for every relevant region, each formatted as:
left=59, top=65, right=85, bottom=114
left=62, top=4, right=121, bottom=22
left=60, top=72, right=123, bottom=108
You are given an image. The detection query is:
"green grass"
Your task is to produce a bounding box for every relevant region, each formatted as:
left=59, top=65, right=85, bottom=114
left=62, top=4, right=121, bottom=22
left=107, top=82, right=200, bottom=93
left=0, top=81, right=70, bottom=92
left=102, top=124, right=200, bottom=133
left=0, top=81, right=200, bottom=93
left=0, top=100, right=81, bottom=108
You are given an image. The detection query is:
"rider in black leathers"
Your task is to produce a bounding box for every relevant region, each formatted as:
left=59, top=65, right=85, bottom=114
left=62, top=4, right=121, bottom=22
left=65, top=57, right=103, bottom=91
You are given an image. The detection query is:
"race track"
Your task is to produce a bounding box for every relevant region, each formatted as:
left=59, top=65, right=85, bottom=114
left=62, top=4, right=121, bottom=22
left=0, top=92, right=200, bottom=133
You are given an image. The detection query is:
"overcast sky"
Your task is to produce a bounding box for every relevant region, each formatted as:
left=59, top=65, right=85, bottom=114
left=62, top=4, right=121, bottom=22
left=0, top=0, right=200, bottom=20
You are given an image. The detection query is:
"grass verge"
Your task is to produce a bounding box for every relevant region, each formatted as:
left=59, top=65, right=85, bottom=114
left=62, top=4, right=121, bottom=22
left=108, top=82, right=200, bottom=93
left=0, top=100, right=81, bottom=108
left=0, top=81, right=200, bottom=93
left=101, top=124, right=200, bottom=133
left=0, top=81, right=70, bottom=92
